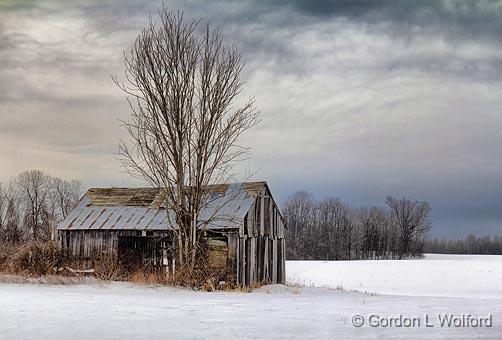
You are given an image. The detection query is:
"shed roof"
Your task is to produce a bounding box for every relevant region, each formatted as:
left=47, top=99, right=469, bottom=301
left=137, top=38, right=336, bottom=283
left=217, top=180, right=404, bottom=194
left=57, top=182, right=267, bottom=231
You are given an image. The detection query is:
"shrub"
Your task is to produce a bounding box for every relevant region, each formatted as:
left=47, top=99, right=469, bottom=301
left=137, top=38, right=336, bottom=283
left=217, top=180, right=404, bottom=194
left=1, top=241, right=240, bottom=290
left=0, top=243, right=16, bottom=271
left=129, top=269, right=167, bottom=286
left=167, top=249, right=235, bottom=291
left=93, top=253, right=124, bottom=281
left=9, top=241, right=69, bottom=276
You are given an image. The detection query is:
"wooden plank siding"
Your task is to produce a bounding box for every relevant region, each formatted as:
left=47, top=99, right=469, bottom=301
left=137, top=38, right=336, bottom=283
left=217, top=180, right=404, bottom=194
left=58, top=183, right=286, bottom=286
left=236, top=184, right=286, bottom=286
left=59, top=230, right=170, bottom=258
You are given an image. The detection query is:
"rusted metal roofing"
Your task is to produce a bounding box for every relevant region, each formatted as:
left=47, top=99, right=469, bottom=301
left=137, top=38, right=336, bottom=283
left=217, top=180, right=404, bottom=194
left=57, top=182, right=266, bottom=231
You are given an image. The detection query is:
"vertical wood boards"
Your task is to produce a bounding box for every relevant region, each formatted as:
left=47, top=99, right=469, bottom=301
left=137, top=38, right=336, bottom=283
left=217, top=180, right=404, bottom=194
left=58, top=183, right=286, bottom=287
left=272, top=238, right=278, bottom=283
left=239, top=236, right=246, bottom=285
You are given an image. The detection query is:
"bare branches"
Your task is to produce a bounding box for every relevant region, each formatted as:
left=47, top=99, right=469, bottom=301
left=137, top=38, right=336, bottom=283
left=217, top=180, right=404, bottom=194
left=0, top=183, right=24, bottom=244
left=426, top=234, right=502, bottom=255
left=386, top=195, right=432, bottom=257
left=284, top=192, right=432, bottom=260
left=0, top=170, right=83, bottom=244
left=115, top=7, right=259, bottom=268
left=15, top=170, right=52, bottom=241
left=52, top=177, right=83, bottom=220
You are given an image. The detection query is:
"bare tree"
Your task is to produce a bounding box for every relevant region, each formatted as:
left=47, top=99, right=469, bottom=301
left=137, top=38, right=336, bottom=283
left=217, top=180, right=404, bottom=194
left=115, top=7, right=258, bottom=272
left=52, top=178, right=83, bottom=220
left=318, top=197, right=347, bottom=260
left=48, top=178, right=82, bottom=241
left=0, top=171, right=84, bottom=244
left=283, top=191, right=314, bottom=258
left=386, top=196, right=432, bottom=258
left=357, top=206, right=389, bottom=259
left=0, top=183, right=24, bottom=244
left=358, top=206, right=376, bottom=259
left=425, top=234, right=502, bottom=255
left=15, top=170, right=52, bottom=241
left=0, top=184, right=8, bottom=241
left=283, top=191, right=432, bottom=260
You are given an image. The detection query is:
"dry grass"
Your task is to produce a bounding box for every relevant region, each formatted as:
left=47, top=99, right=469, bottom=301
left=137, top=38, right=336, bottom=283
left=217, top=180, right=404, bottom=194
left=166, top=256, right=236, bottom=291
left=93, top=253, right=124, bottom=281
left=0, top=243, right=16, bottom=271
left=129, top=270, right=168, bottom=286
left=2, top=241, right=70, bottom=276
left=0, top=272, right=97, bottom=285
left=0, top=241, right=264, bottom=292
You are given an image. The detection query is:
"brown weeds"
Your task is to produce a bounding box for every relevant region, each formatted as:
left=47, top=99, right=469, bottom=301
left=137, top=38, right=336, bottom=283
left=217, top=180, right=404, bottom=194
left=7, top=241, right=69, bottom=276
left=92, top=253, right=124, bottom=281
left=0, top=241, right=253, bottom=292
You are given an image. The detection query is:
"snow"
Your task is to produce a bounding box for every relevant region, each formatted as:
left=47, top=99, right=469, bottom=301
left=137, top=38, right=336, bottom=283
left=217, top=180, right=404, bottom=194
left=1, top=254, right=501, bottom=339
left=286, top=253, right=502, bottom=299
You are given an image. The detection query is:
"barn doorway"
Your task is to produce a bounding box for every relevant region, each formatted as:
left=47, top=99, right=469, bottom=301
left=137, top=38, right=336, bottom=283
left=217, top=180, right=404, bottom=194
left=117, top=235, right=172, bottom=272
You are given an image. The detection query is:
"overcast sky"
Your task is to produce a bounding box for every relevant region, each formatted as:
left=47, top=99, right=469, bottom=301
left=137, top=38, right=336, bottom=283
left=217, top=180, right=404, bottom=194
left=1, top=0, right=502, bottom=237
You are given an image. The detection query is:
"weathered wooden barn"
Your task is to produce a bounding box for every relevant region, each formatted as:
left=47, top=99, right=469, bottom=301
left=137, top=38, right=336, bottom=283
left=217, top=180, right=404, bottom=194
left=57, top=182, right=286, bottom=285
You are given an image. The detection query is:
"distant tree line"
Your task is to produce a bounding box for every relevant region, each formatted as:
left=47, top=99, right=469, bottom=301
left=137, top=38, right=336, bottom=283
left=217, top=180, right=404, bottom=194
left=0, top=170, right=82, bottom=244
left=425, top=234, right=502, bottom=255
left=283, top=192, right=432, bottom=260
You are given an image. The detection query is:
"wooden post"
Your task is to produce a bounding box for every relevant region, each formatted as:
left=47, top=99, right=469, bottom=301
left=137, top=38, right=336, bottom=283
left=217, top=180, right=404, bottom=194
left=263, top=237, right=269, bottom=282
left=272, top=239, right=277, bottom=283
left=227, top=233, right=239, bottom=284
left=240, top=236, right=246, bottom=286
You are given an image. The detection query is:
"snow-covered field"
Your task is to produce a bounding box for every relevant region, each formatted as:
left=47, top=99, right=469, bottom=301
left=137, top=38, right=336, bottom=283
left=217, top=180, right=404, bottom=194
left=1, top=254, right=501, bottom=339
left=287, top=253, right=502, bottom=298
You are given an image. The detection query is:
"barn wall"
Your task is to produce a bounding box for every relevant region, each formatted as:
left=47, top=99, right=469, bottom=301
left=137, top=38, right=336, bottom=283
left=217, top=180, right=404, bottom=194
left=232, top=185, right=286, bottom=286
left=58, top=230, right=171, bottom=258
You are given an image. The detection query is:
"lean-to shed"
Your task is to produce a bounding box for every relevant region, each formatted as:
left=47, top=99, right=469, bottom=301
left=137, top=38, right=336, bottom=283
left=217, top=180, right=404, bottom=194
left=57, top=181, right=286, bottom=285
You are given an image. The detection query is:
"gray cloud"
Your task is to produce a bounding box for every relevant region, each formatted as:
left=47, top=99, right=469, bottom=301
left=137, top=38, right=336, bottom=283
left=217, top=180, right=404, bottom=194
left=258, top=0, right=502, bottom=39
left=1, top=0, right=502, bottom=236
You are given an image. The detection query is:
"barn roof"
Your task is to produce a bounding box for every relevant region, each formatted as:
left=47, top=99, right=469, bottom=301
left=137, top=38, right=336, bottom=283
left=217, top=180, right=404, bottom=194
left=57, top=182, right=268, bottom=231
